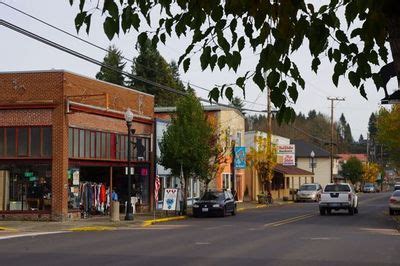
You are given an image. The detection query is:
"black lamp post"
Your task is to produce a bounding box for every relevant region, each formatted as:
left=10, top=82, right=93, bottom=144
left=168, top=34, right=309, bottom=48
left=125, top=108, right=134, bottom=221
left=310, top=150, right=315, bottom=183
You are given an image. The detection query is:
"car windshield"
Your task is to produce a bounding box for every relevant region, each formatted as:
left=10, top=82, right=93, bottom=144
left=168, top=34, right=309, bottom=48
left=393, top=191, right=400, bottom=197
left=201, top=192, right=224, bottom=201
left=299, top=185, right=317, bottom=191
left=324, top=184, right=351, bottom=192
left=364, top=184, right=374, bottom=187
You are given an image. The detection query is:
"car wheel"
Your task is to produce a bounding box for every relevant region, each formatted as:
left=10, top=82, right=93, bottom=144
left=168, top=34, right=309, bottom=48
left=354, top=208, right=359, bottom=214
left=326, top=208, right=332, bottom=215
left=389, top=209, right=394, bottom=216
left=348, top=207, right=354, bottom=215
left=232, top=206, right=236, bottom=216
left=319, top=208, right=326, bottom=216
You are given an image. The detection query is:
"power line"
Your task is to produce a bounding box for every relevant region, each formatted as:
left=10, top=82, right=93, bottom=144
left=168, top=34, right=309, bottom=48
left=0, top=2, right=266, bottom=109
left=0, top=19, right=268, bottom=113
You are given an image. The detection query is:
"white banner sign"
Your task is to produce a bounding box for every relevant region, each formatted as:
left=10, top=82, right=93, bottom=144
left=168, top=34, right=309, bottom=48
left=277, top=145, right=295, bottom=154
left=277, top=145, right=295, bottom=166
left=162, top=188, right=179, bottom=211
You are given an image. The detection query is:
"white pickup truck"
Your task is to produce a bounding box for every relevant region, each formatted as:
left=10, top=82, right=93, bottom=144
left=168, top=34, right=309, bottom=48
left=319, top=183, right=358, bottom=215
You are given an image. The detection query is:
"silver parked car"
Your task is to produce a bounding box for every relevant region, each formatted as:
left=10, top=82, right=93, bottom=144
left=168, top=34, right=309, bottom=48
left=389, top=190, right=400, bottom=215
left=296, top=183, right=322, bottom=202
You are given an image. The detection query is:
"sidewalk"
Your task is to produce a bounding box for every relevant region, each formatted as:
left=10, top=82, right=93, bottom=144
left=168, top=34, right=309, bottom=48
left=0, top=200, right=293, bottom=235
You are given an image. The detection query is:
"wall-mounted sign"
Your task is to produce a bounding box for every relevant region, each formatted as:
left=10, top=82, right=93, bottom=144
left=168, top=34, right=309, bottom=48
left=234, top=147, right=246, bottom=169
left=277, top=145, right=295, bottom=166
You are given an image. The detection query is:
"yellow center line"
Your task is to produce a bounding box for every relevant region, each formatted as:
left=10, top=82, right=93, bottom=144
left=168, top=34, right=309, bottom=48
left=264, top=213, right=315, bottom=227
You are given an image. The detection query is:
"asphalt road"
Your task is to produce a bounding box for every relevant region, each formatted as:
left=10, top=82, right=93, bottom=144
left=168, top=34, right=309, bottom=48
left=0, top=193, right=399, bottom=266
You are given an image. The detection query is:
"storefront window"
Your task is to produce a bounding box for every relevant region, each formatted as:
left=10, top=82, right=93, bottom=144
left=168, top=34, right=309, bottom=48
left=6, top=128, right=16, bottom=156
left=0, top=164, right=51, bottom=212
left=17, top=128, right=28, bottom=156
left=31, top=127, right=41, bottom=157
left=0, top=129, right=4, bottom=157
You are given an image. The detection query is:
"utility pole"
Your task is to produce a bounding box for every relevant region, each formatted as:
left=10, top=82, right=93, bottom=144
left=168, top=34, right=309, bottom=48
left=327, top=97, right=345, bottom=183
left=265, top=72, right=273, bottom=199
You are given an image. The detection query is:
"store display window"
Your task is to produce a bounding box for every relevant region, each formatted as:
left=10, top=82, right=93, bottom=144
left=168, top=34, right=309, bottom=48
left=0, top=164, right=52, bottom=212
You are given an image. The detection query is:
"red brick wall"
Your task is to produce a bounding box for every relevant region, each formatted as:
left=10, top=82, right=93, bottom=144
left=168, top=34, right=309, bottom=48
left=0, top=71, right=155, bottom=220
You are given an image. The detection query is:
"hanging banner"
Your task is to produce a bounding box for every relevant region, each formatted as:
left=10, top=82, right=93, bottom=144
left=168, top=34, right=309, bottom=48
left=234, top=147, right=246, bottom=169
left=162, top=188, right=178, bottom=211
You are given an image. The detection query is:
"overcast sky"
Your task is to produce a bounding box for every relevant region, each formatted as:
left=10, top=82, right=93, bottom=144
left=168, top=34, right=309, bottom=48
left=0, top=0, right=397, bottom=140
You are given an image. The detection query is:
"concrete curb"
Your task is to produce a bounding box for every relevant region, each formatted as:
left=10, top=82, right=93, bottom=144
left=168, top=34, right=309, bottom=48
left=142, top=216, right=187, bottom=227
left=69, top=226, right=116, bottom=232
left=0, top=226, right=17, bottom=231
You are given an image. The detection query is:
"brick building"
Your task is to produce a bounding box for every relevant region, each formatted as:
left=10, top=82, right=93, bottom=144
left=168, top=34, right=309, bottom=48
left=0, top=70, right=154, bottom=221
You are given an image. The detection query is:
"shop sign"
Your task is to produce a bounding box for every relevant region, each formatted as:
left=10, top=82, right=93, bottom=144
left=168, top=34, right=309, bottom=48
left=282, top=154, right=295, bottom=166
left=24, top=172, right=34, bottom=178
left=125, top=167, right=134, bottom=175
left=277, top=145, right=295, bottom=154
left=277, top=145, right=295, bottom=166
left=29, top=176, right=37, bottom=182
left=162, top=188, right=179, bottom=211
left=234, top=147, right=246, bottom=169
left=72, top=170, right=80, bottom=185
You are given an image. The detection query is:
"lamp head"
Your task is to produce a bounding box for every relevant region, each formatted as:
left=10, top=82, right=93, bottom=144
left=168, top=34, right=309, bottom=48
left=310, top=150, right=315, bottom=158
left=124, top=108, right=134, bottom=123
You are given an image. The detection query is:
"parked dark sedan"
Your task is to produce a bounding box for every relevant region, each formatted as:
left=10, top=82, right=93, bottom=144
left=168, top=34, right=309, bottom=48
left=192, top=190, right=236, bottom=217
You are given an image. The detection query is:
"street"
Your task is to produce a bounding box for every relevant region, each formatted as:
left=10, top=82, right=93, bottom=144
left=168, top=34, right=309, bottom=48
left=0, top=193, right=399, bottom=266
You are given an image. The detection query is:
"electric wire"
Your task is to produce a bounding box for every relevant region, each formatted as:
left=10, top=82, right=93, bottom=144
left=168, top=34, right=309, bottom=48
left=0, top=19, right=268, bottom=113
left=0, top=2, right=267, bottom=109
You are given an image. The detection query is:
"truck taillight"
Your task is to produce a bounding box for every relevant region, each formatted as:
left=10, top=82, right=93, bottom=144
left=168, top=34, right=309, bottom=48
left=348, top=194, right=352, bottom=201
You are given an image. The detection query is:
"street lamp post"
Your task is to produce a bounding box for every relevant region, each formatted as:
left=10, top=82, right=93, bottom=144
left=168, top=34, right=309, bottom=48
left=310, top=150, right=315, bottom=183
left=124, top=108, right=134, bottom=221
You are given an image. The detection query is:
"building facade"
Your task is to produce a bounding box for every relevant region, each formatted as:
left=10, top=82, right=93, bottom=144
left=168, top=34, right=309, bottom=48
left=0, top=70, right=154, bottom=221
left=155, top=105, right=246, bottom=201
left=291, top=140, right=339, bottom=188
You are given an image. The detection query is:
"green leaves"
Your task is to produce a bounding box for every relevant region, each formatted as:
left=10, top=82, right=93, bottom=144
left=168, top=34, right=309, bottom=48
left=200, top=46, right=211, bottom=71
left=348, top=71, right=360, bottom=87
left=103, top=16, right=119, bottom=40
left=183, top=58, right=190, bottom=73
left=225, top=87, right=233, bottom=101
left=209, top=87, right=220, bottom=103
left=74, top=12, right=87, bottom=33
left=238, top=36, right=245, bottom=52
left=253, top=70, right=265, bottom=91
left=311, top=57, right=321, bottom=73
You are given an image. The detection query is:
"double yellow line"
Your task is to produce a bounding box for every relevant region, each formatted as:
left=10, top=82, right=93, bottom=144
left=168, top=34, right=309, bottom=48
left=264, top=213, right=315, bottom=227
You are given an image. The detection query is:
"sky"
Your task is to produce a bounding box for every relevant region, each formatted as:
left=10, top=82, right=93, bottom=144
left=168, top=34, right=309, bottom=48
left=0, top=0, right=397, bottom=140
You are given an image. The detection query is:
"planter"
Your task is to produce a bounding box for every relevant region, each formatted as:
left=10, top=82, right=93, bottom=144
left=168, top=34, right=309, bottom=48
left=257, top=194, right=267, bottom=204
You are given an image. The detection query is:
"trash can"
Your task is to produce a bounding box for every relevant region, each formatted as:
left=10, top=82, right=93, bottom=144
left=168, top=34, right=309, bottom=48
left=111, top=201, right=120, bottom=222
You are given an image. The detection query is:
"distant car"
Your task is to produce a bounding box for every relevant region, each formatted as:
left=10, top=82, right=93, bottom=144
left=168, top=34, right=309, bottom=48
left=296, top=183, right=322, bottom=202
left=389, top=190, right=400, bottom=215
left=192, top=190, right=236, bottom=217
left=363, top=183, right=377, bottom=193
left=394, top=183, right=400, bottom=191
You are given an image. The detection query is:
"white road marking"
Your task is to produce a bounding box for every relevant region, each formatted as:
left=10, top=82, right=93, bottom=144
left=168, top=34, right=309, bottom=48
left=195, top=242, right=211, bottom=245
left=0, top=231, right=68, bottom=240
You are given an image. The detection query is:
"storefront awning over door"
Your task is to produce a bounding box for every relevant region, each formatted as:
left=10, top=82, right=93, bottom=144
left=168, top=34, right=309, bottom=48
left=273, top=164, right=313, bottom=176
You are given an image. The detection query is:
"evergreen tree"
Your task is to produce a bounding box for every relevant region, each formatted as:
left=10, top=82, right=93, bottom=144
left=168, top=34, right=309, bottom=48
left=230, top=97, right=245, bottom=114
left=358, top=134, right=364, bottom=143
left=129, top=40, right=186, bottom=106
left=96, top=45, right=126, bottom=86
